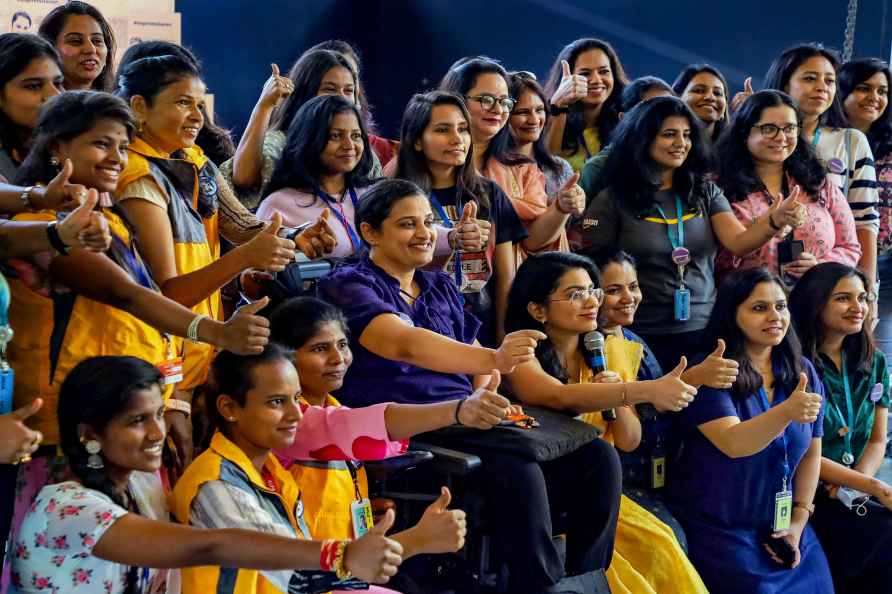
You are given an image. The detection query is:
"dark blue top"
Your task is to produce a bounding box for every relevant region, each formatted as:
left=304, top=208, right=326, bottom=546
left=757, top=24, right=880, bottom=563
left=320, top=254, right=481, bottom=406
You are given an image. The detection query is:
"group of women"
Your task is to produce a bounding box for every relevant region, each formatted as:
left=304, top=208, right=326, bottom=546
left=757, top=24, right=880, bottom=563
left=0, top=2, right=891, bottom=593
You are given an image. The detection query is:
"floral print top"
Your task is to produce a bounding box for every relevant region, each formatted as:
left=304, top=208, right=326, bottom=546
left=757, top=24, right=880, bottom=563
left=876, top=153, right=892, bottom=256
left=10, top=473, right=171, bottom=594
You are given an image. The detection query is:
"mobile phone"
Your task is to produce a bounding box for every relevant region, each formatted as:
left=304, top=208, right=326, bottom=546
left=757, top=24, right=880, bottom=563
left=762, top=534, right=796, bottom=568
left=777, top=238, right=805, bottom=265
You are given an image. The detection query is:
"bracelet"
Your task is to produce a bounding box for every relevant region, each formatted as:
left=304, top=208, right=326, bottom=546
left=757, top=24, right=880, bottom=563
left=549, top=103, right=570, bottom=116
left=793, top=501, right=815, bottom=516
left=186, top=314, right=208, bottom=342
left=19, top=186, right=35, bottom=210
left=620, top=382, right=630, bottom=407
left=45, top=222, right=70, bottom=255
left=164, top=399, right=191, bottom=417
left=333, top=540, right=351, bottom=580
left=454, top=397, right=468, bottom=425
left=320, top=539, right=338, bottom=572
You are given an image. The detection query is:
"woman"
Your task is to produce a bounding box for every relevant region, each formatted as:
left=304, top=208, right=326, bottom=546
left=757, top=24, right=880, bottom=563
left=319, top=178, right=632, bottom=594
left=257, top=95, right=374, bottom=258
left=667, top=267, right=832, bottom=594
left=10, top=355, right=404, bottom=594
left=507, top=72, right=574, bottom=195
left=171, top=344, right=471, bottom=594
left=672, top=64, right=729, bottom=142
left=545, top=38, right=629, bottom=171
left=715, top=90, right=860, bottom=283
left=503, top=251, right=707, bottom=594
left=0, top=33, right=62, bottom=182
left=222, top=49, right=383, bottom=209
left=790, top=262, right=892, bottom=593
left=394, top=90, right=526, bottom=343
left=764, top=43, right=880, bottom=285
left=440, top=57, right=585, bottom=261
left=114, top=54, right=335, bottom=405
left=37, top=1, right=115, bottom=92
left=572, top=96, right=803, bottom=370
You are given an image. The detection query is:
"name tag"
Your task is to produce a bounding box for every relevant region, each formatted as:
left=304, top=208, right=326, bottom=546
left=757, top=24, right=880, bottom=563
left=157, top=358, right=184, bottom=386
left=773, top=490, right=793, bottom=532
left=351, top=498, right=374, bottom=538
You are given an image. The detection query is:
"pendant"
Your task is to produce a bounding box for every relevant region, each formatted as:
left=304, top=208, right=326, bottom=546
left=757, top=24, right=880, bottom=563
left=838, top=426, right=850, bottom=437
left=842, top=451, right=855, bottom=466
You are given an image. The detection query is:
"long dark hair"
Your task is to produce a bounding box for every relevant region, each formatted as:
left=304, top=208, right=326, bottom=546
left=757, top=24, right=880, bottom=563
left=269, top=296, right=349, bottom=349
left=354, top=178, right=428, bottom=246
left=672, top=64, right=730, bottom=140
left=508, top=72, right=564, bottom=177
left=116, top=40, right=235, bottom=164
left=715, top=90, right=826, bottom=202
left=703, top=268, right=804, bottom=400
left=205, top=343, right=295, bottom=436
left=38, top=1, right=116, bottom=92
left=17, top=91, right=135, bottom=186
left=264, top=94, right=373, bottom=200
left=270, top=49, right=357, bottom=133
left=789, top=262, right=874, bottom=374
left=395, top=90, right=489, bottom=209
left=601, top=96, right=711, bottom=215
left=505, top=252, right=601, bottom=383
left=763, top=43, right=848, bottom=129
left=0, top=33, right=62, bottom=161
left=308, top=39, right=378, bottom=135
left=439, top=56, right=527, bottom=167
left=544, top=38, right=628, bottom=154
left=838, top=58, right=892, bottom=161
left=58, top=356, right=163, bottom=594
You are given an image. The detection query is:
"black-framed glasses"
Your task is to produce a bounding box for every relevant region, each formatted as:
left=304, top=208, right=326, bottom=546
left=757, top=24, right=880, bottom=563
left=466, top=94, right=516, bottom=112
left=549, top=287, right=604, bottom=305
left=752, top=123, right=800, bottom=139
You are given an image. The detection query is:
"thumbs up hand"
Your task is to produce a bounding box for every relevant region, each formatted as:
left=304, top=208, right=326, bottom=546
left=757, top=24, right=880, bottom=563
left=258, top=62, right=294, bottom=109
left=295, top=208, right=338, bottom=258
left=555, top=171, right=585, bottom=216
left=0, top=399, right=43, bottom=464
left=344, top=508, right=403, bottom=583
left=649, top=357, right=698, bottom=412
left=730, top=76, right=755, bottom=113
left=216, top=296, right=272, bottom=354
left=782, top=373, right=822, bottom=424
left=685, top=339, right=740, bottom=389
left=449, top=201, right=489, bottom=251
left=550, top=59, right=588, bottom=109
left=459, top=370, right=511, bottom=429
left=409, top=486, right=468, bottom=554
left=35, top=159, right=90, bottom=211
left=57, top=189, right=111, bottom=253
left=237, top=212, right=296, bottom=271
left=766, top=185, right=806, bottom=234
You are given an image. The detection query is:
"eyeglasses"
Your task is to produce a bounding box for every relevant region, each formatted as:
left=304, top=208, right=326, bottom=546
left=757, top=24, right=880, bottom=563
left=549, top=287, right=604, bottom=305
left=466, top=94, right=516, bottom=112
left=752, top=123, right=800, bottom=139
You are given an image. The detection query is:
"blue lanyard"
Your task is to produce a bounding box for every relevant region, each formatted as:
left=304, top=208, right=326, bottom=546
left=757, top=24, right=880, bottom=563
left=0, top=272, right=9, bottom=328
left=316, top=187, right=360, bottom=252
left=653, top=194, right=686, bottom=250
left=758, top=387, right=791, bottom=490
left=811, top=127, right=822, bottom=148
left=429, top=191, right=463, bottom=287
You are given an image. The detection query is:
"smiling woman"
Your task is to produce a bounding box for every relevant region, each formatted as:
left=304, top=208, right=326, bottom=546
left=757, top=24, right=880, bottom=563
left=672, top=64, right=730, bottom=142
left=38, top=1, right=116, bottom=92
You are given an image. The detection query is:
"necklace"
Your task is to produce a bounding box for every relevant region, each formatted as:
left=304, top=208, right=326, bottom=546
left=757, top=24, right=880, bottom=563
left=399, top=288, right=417, bottom=302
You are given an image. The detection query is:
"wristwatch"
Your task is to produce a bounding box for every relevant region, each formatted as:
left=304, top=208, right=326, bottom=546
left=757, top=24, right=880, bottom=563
left=549, top=103, right=570, bottom=116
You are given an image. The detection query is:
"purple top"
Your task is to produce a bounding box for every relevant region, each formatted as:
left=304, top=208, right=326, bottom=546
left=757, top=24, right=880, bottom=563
left=320, top=254, right=481, bottom=406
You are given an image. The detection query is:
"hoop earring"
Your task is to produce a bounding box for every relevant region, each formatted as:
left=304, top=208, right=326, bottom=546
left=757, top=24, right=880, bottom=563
left=84, top=439, right=104, bottom=469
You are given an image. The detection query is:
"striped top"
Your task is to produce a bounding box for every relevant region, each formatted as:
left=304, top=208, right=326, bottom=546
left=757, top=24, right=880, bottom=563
left=814, top=126, right=879, bottom=234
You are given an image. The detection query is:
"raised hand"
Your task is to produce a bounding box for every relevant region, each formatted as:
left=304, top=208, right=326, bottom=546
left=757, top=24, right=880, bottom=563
left=238, top=212, right=296, bottom=271
left=0, top=398, right=43, bottom=464
left=555, top=172, right=585, bottom=216
left=411, top=487, right=467, bottom=554
left=767, top=185, right=805, bottom=233
left=34, top=159, right=88, bottom=212
left=550, top=60, right=588, bottom=109
left=730, top=76, right=754, bottom=113
left=218, top=296, right=272, bottom=354
left=493, top=330, right=547, bottom=373
left=686, top=339, right=739, bottom=389
left=459, top=370, right=511, bottom=429
left=258, top=63, right=294, bottom=110
left=782, top=373, right=822, bottom=424
left=57, top=189, right=111, bottom=252
left=650, top=357, right=698, bottom=412
left=451, top=201, right=488, bottom=251
left=295, top=208, right=338, bottom=258
left=344, top=508, right=403, bottom=583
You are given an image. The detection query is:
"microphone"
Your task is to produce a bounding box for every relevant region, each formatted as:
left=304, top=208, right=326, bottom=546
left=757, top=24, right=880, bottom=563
left=584, top=331, right=616, bottom=421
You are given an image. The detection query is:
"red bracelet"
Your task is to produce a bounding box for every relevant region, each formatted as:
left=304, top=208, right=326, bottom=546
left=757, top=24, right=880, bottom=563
left=320, top=539, right=338, bottom=571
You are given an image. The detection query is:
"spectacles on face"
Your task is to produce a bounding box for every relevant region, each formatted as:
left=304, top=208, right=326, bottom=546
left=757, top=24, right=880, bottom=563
left=549, top=287, right=604, bottom=305
left=752, top=123, right=800, bottom=139
left=466, top=94, right=516, bottom=112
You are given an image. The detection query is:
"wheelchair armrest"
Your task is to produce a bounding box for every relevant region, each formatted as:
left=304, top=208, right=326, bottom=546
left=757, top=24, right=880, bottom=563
left=363, top=450, right=434, bottom=483
left=411, top=441, right=482, bottom=475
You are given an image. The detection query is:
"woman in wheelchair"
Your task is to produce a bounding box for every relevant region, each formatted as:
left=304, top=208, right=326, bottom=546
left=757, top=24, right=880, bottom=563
left=171, top=343, right=508, bottom=594
left=504, top=251, right=708, bottom=593
left=319, top=178, right=624, bottom=594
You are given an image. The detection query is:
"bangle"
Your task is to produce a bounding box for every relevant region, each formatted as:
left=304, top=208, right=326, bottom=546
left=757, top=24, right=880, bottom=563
left=19, top=186, right=35, bottom=209
left=164, top=399, right=191, bottom=417
left=186, top=314, right=208, bottom=342
left=334, top=540, right=351, bottom=580
left=793, top=501, right=815, bottom=516
left=46, top=222, right=70, bottom=255
left=454, top=397, right=468, bottom=425
left=320, top=539, right=338, bottom=572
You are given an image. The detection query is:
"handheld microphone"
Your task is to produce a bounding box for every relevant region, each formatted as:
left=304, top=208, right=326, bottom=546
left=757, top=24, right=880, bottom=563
left=584, top=331, right=616, bottom=421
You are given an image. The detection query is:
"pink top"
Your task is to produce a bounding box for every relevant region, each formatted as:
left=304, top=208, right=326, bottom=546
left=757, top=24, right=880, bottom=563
left=716, top=177, right=861, bottom=280
left=275, top=402, right=408, bottom=465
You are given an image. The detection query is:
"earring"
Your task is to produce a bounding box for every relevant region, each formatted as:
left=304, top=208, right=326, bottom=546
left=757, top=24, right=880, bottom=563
left=137, top=120, right=145, bottom=134
left=50, top=156, right=60, bottom=168
left=84, top=439, right=103, bottom=469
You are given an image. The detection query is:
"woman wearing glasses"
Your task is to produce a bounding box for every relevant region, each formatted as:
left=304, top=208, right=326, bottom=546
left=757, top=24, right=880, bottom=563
left=504, top=251, right=707, bottom=594
left=440, top=57, right=585, bottom=263
left=715, top=91, right=860, bottom=284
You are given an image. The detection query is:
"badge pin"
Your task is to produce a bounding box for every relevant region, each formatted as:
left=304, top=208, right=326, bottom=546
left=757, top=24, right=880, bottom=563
left=842, top=451, right=855, bottom=466
left=827, top=158, right=846, bottom=175
left=671, top=247, right=691, bottom=265
left=870, top=383, right=884, bottom=403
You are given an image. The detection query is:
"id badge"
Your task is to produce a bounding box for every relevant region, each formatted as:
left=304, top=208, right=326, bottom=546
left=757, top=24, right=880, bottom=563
left=157, top=358, right=184, bottom=386
left=350, top=498, right=374, bottom=539
left=674, top=288, right=691, bottom=321
left=773, top=490, right=793, bottom=532
left=651, top=454, right=666, bottom=489
left=0, top=367, right=12, bottom=415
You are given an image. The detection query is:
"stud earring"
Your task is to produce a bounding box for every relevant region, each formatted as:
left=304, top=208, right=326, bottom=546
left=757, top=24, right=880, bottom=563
left=50, top=156, right=60, bottom=168
left=84, top=439, right=104, bottom=469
